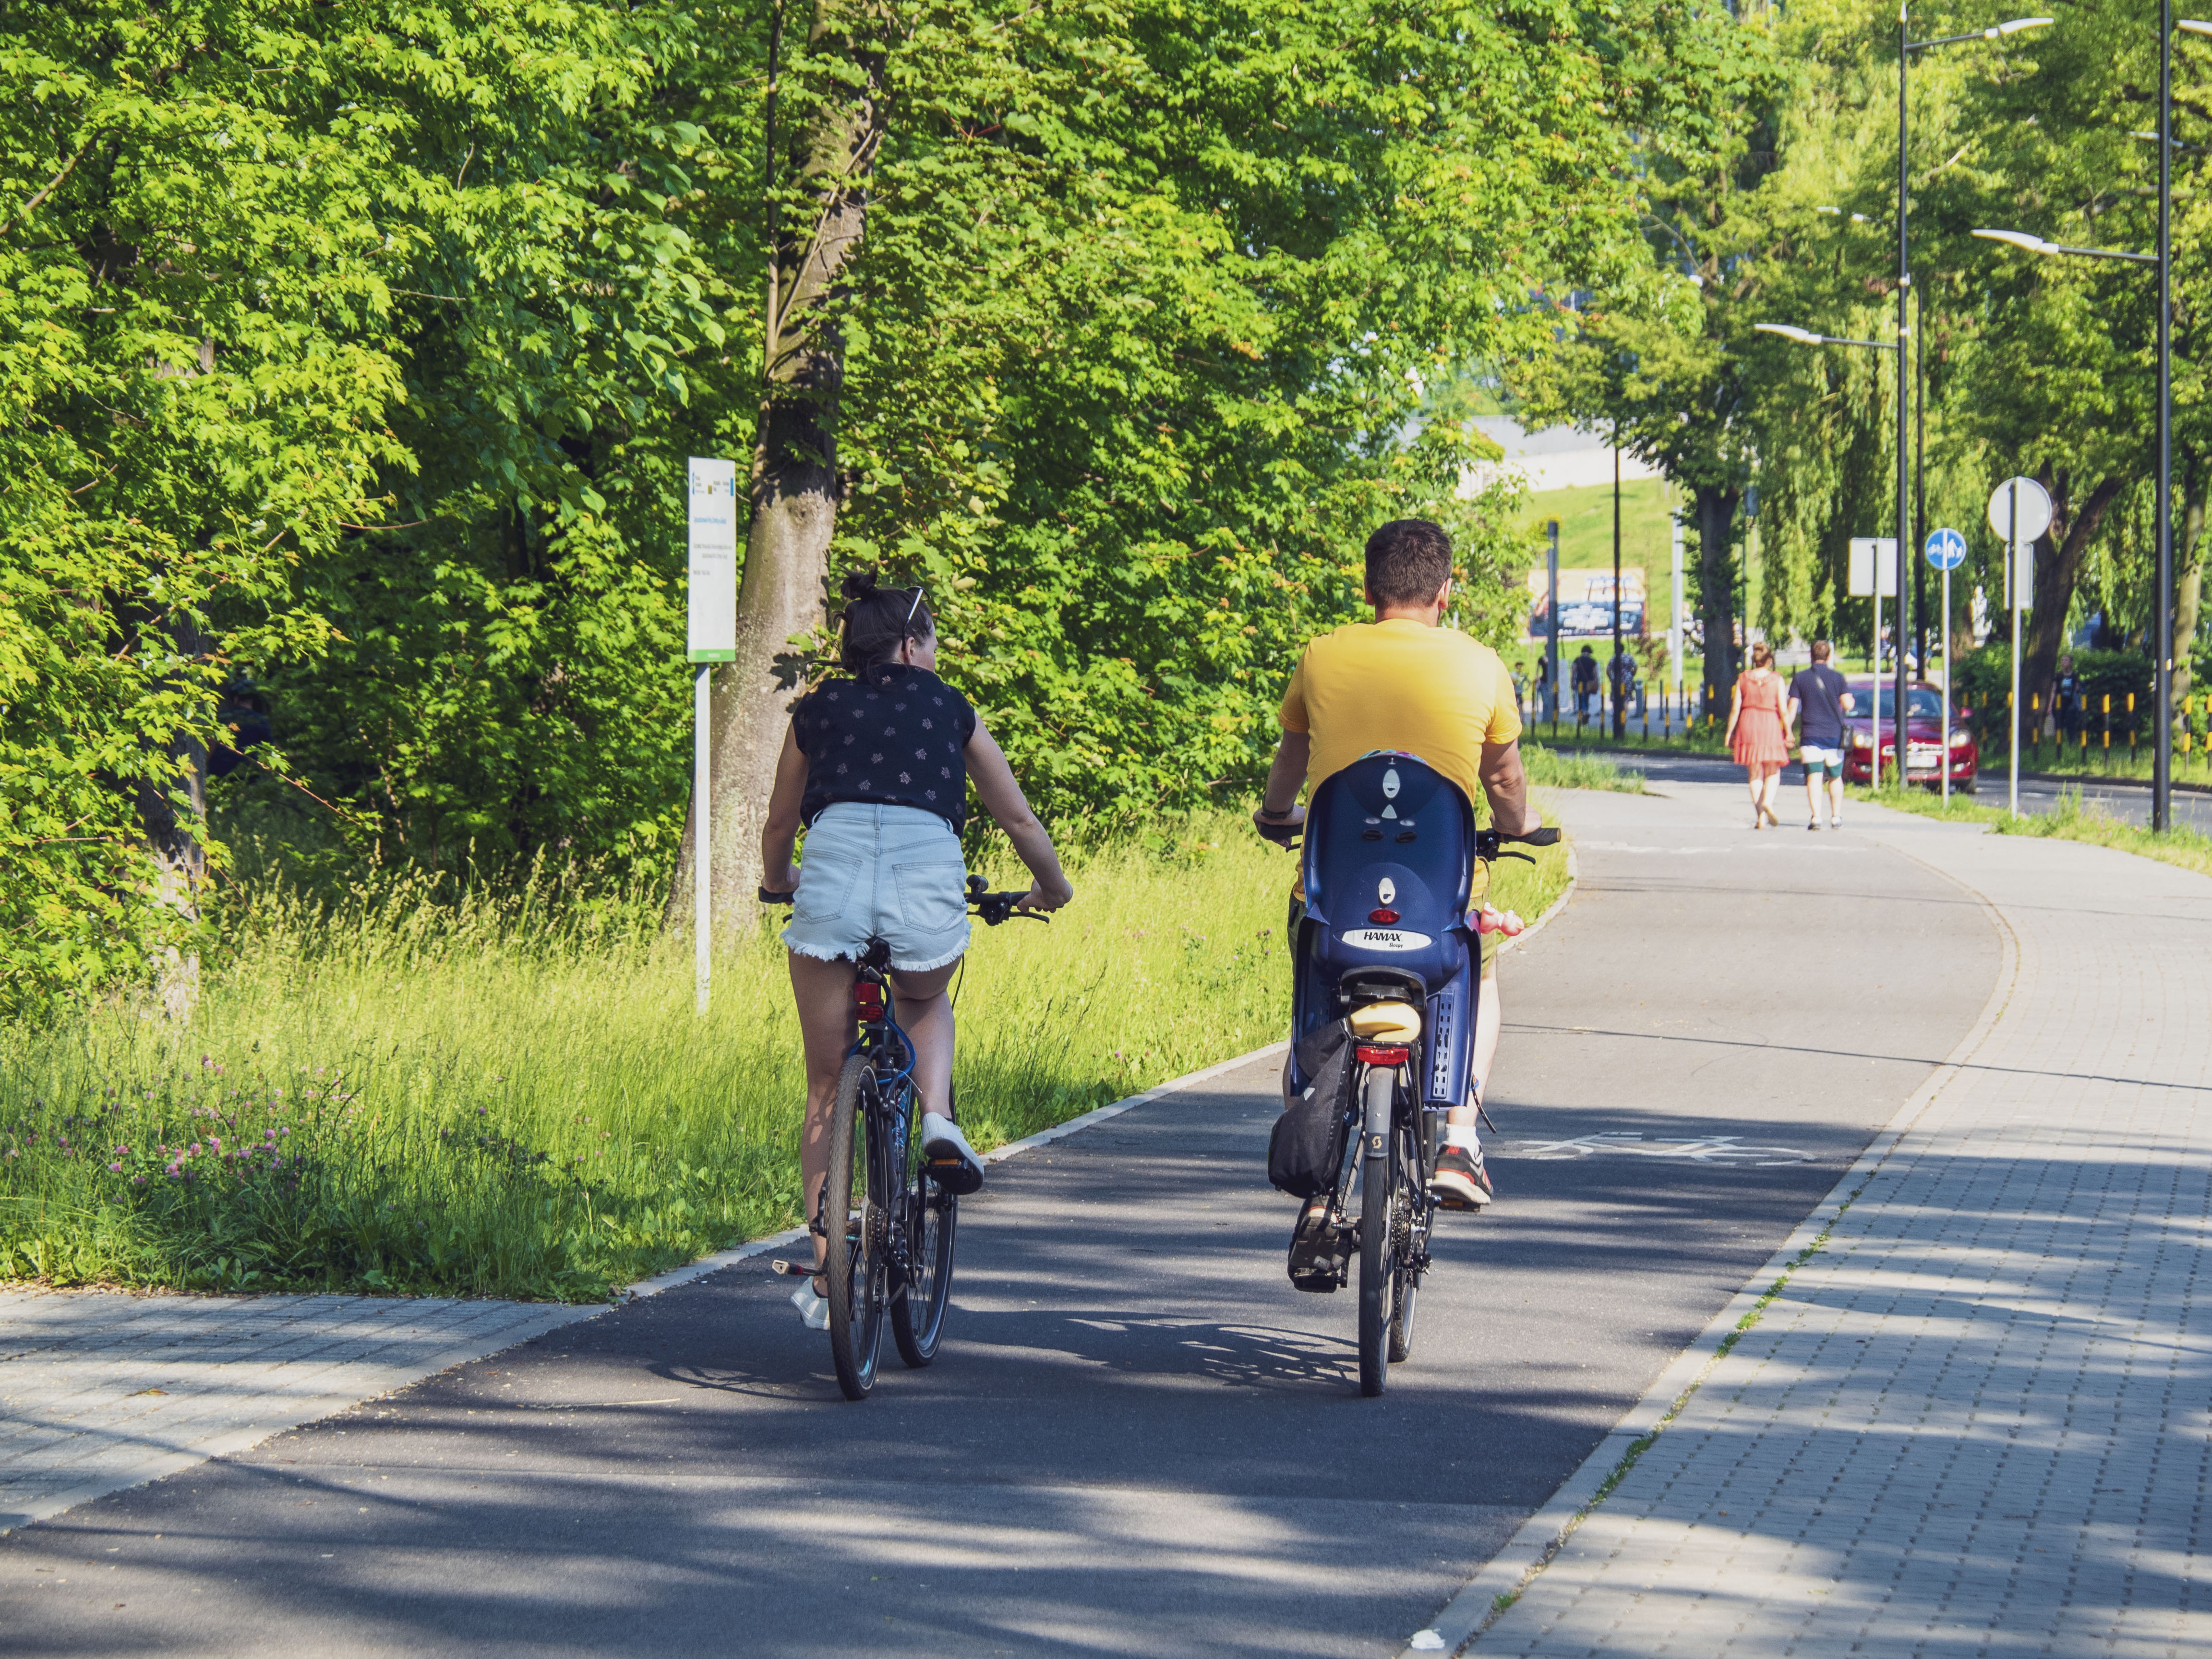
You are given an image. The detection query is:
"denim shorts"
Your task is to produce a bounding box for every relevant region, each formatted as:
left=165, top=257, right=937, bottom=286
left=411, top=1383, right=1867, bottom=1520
left=782, top=802, right=970, bottom=972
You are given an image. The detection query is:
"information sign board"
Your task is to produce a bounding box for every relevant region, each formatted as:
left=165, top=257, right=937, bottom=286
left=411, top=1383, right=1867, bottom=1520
left=687, top=457, right=739, bottom=663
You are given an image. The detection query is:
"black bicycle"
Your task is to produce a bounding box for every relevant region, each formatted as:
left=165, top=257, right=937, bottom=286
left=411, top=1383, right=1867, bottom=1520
left=1265, top=797, right=1558, bottom=1396
left=762, top=876, right=1043, bottom=1401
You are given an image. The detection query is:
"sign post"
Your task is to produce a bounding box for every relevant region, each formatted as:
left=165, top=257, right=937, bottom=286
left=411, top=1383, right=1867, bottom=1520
left=1848, top=538, right=1898, bottom=780
left=1924, top=529, right=1968, bottom=803
left=1988, top=477, right=2053, bottom=819
left=687, top=457, right=740, bottom=1013
left=1669, top=501, right=1684, bottom=720
left=1546, top=519, right=1561, bottom=732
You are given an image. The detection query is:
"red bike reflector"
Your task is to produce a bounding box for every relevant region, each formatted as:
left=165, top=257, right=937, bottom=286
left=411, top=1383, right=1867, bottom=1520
left=1357, top=1044, right=1410, bottom=1066
left=1368, top=907, right=1400, bottom=925
left=853, top=984, right=885, bottom=1018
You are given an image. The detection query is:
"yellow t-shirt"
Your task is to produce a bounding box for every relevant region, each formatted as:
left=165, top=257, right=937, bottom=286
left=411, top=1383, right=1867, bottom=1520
left=1278, top=619, right=1523, bottom=812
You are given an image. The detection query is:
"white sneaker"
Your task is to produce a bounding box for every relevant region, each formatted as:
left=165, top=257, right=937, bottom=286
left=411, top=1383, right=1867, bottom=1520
left=919, top=1112, right=985, bottom=1194
left=790, top=1281, right=828, bottom=1330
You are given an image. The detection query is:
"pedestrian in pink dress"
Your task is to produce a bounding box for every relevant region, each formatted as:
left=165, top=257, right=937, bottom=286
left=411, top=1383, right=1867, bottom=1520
left=1726, top=641, right=1790, bottom=828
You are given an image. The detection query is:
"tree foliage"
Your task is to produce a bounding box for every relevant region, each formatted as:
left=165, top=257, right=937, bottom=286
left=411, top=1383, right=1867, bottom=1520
left=4, top=0, right=1755, bottom=1014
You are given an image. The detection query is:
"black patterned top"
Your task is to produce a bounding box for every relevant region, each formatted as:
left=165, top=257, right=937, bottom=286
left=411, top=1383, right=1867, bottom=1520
left=793, top=664, right=979, bottom=832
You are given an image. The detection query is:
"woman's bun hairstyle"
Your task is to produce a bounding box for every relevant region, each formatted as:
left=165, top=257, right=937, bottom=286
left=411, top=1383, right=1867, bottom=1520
left=837, top=565, right=934, bottom=673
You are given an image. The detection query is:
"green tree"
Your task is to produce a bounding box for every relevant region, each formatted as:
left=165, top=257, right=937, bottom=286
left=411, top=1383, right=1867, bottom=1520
left=1510, top=0, right=1791, bottom=712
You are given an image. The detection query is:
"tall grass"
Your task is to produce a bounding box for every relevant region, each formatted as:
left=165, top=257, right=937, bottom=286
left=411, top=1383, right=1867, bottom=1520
left=1521, top=744, right=1646, bottom=793
left=0, top=807, right=1571, bottom=1301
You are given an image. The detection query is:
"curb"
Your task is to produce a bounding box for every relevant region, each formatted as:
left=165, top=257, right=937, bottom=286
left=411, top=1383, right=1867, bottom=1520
left=1395, top=805, right=2021, bottom=1659
left=1495, top=839, right=1577, bottom=960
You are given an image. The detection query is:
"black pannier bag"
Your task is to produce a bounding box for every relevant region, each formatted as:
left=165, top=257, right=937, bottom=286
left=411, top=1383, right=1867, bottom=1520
left=1268, top=1018, right=1355, bottom=1197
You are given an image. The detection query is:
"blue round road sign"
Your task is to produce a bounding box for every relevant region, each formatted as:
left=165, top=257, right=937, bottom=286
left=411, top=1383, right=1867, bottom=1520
left=1924, top=528, right=1967, bottom=571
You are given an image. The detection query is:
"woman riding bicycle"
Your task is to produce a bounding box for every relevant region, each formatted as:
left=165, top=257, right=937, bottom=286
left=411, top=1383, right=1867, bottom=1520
left=759, top=569, right=1075, bottom=1327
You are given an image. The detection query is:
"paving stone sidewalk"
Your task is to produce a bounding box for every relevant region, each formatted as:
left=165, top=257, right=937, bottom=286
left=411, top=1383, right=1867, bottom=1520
left=0, top=1290, right=591, bottom=1534
left=1475, top=806, right=2212, bottom=1656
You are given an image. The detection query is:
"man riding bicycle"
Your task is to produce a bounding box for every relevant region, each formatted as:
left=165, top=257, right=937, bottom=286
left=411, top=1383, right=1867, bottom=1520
left=1253, top=519, right=1534, bottom=1210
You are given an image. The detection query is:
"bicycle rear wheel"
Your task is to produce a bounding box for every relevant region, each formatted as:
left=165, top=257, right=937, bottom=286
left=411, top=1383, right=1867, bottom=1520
left=825, top=1054, right=887, bottom=1401
left=892, top=1083, right=958, bottom=1368
left=1357, top=1067, right=1399, bottom=1397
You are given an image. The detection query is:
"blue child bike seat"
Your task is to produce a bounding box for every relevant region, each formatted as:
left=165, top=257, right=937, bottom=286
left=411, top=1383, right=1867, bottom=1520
left=1298, top=750, right=1476, bottom=1005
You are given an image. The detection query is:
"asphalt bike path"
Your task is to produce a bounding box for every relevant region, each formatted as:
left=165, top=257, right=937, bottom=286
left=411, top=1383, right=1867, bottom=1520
left=1, top=785, right=1997, bottom=1657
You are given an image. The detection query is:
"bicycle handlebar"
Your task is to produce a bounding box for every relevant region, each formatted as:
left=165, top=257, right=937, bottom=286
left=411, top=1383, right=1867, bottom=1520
left=1252, top=823, right=1562, bottom=858
left=965, top=875, right=1049, bottom=926
left=761, top=879, right=1048, bottom=926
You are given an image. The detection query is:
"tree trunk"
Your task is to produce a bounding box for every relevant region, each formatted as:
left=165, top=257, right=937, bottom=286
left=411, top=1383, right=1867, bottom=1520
left=2173, top=453, right=2204, bottom=716
left=665, top=1, right=887, bottom=935
left=2021, top=471, right=2126, bottom=711
left=134, top=620, right=209, bottom=1022
left=1694, top=485, right=1740, bottom=718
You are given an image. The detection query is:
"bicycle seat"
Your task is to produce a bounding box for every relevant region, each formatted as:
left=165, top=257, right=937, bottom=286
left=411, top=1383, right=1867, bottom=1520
left=1298, top=751, right=1475, bottom=1006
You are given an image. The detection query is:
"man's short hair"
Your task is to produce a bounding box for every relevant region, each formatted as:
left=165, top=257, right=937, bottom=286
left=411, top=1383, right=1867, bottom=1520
left=1811, top=639, right=1832, bottom=662
left=1364, top=520, right=1453, bottom=605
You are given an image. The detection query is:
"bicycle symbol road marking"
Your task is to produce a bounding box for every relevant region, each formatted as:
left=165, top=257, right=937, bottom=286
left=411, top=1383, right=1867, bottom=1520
left=1501, top=1132, right=1814, bottom=1166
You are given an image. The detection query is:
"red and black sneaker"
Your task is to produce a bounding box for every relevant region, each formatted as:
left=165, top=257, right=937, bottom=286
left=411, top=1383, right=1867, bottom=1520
left=1430, top=1143, right=1495, bottom=1211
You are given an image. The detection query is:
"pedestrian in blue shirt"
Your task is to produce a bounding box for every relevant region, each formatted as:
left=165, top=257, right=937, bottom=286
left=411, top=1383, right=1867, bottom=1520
left=1787, top=641, right=1855, bottom=830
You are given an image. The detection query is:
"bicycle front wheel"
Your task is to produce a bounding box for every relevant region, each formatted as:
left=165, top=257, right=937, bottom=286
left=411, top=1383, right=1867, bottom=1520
left=825, top=1054, right=887, bottom=1401
left=892, top=1084, right=958, bottom=1368
left=1357, top=1067, right=1399, bottom=1398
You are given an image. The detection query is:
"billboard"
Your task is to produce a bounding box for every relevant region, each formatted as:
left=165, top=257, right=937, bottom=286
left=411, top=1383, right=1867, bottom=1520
left=1527, top=568, right=1647, bottom=640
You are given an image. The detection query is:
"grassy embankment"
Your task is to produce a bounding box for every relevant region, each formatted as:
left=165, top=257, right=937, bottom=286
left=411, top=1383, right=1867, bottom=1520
left=0, top=798, right=1587, bottom=1301
left=1851, top=782, right=2212, bottom=880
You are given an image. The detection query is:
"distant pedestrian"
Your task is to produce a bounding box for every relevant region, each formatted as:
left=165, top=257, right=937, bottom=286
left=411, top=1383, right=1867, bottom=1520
left=2054, top=652, right=2082, bottom=738
left=1572, top=645, right=1599, bottom=720
left=1727, top=640, right=1790, bottom=828
left=1787, top=639, right=1852, bottom=830
left=1606, top=646, right=1635, bottom=731
left=1512, top=659, right=1529, bottom=715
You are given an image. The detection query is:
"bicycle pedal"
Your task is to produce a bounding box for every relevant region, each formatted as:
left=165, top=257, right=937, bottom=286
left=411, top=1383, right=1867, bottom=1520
left=1287, top=1205, right=1353, bottom=1293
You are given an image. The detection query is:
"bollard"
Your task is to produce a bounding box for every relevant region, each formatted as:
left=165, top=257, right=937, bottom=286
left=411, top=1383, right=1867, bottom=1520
left=2127, top=692, right=2135, bottom=754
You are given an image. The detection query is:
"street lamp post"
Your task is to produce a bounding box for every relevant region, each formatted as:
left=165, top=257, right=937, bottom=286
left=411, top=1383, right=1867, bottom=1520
left=1755, top=321, right=1903, bottom=778
left=1972, top=15, right=2205, bottom=833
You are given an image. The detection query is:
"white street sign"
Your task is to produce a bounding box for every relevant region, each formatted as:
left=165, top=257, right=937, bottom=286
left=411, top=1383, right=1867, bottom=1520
left=1849, top=537, right=1899, bottom=598
left=1986, top=476, right=2053, bottom=547
left=687, top=457, right=739, bottom=663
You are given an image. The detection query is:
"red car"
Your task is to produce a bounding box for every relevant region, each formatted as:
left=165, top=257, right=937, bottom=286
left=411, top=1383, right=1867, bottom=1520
left=1840, top=678, right=1979, bottom=790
